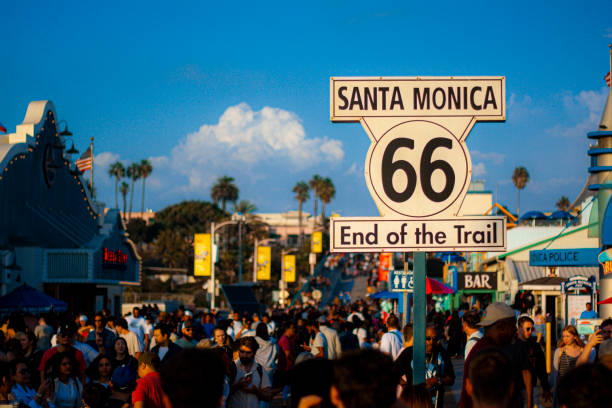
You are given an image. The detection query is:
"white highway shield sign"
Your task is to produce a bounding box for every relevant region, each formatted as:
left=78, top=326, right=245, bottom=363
left=330, top=216, right=506, bottom=253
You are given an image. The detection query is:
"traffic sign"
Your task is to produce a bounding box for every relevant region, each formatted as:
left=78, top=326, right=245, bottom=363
left=329, top=216, right=506, bottom=253
left=330, top=76, right=505, bottom=218
left=390, top=270, right=414, bottom=292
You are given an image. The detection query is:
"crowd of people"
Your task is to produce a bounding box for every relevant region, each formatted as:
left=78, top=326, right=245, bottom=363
left=0, top=298, right=610, bottom=408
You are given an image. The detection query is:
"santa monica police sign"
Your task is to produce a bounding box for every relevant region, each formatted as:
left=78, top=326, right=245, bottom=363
left=529, top=248, right=600, bottom=267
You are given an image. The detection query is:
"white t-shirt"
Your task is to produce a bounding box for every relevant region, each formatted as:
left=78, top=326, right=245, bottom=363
left=227, top=360, right=271, bottom=408
left=120, top=331, right=142, bottom=357
left=353, top=327, right=368, bottom=348
left=126, top=316, right=147, bottom=349
left=380, top=329, right=403, bottom=360
left=465, top=330, right=483, bottom=359
left=311, top=332, right=328, bottom=358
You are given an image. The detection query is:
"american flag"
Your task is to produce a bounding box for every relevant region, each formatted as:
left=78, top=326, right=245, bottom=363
left=0, top=122, right=6, bottom=133
left=606, top=71, right=611, bottom=87
left=76, top=145, right=93, bottom=172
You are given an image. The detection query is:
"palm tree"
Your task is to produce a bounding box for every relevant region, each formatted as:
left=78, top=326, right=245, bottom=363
left=309, top=174, right=323, bottom=226
left=556, top=196, right=571, bottom=212
left=292, top=181, right=310, bottom=244
left=210, top=176, right=239, bottom=212
left=139, top=159, right=153, bottom=213
left=319, top=177, right=336, bottom=221
left=233, top=200, right=257, bottom=215
left=127, top=163, right=141, bottom=220
left=512, top=166, right=530, bottom=217
left=108, top=161, right=125, bottom=209
left=119, top=182, right=130, bottom=222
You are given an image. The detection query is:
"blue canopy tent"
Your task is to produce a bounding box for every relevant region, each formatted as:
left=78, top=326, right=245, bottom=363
left=518, top=210, right=548, bottom=222
left=435, top=252, right=466, bottom=263
left=0, top=284, right=67, bottom=313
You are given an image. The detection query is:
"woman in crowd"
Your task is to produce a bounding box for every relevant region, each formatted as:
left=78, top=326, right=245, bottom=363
left=551, top=325, right=585, bottom=407
left=11, top=360, right=52, bottom=408
left=110, top=338, right=137, bottom=371
left=87, top=355, right=113, bottom=388
left=49, top=352, right=83, bottom=408
left=17, top=331, right=43, bottom=389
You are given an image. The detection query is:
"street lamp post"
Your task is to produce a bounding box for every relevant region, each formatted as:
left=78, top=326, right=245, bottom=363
left=209, top=219, right=242, bottom=310
left=232, top=213, right=247, bottom=283
left=280, top=248, right=297, bottom=308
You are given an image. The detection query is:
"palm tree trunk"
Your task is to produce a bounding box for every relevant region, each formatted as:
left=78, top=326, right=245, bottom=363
left=122, top=195, right=127, bottom=222
left=129, top=179, right=135, bottom=220
left=517, top=189, right=520, bottom=218
left=141, top=177, right=146, bottom=213
left=313, top=199, right=318, bottom=227
left=298, top=201, right=303, bottom=246
left=114, top=179, right=119, bottom=209
left=321, top=203, right=326, bottom=221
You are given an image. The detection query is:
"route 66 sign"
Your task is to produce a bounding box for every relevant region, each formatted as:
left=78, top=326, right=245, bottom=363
left=330, top=77, right=505, bottom=218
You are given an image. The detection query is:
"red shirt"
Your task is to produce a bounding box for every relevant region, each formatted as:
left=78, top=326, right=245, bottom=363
left=38, top=346, right=87, bottom=375
left=132, top=371, right=166, bottom=408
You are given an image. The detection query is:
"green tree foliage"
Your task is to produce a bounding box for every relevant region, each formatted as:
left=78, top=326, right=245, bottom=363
left=154, top=200, right=226, bottom=236
left=210, top=176, right=239, bottom=212
left=119, top=182, right=130, bottom=222
left=556, top=196, right=571, bottom=212
left=512, top=166, right=530, bottom=217
left=153, top=229, right=191, bottom=268
left=126, top=218, right=160, bottom=244
left=319, top=177, right=335, bottom=220
left=309, top=174, right=323, bottom=226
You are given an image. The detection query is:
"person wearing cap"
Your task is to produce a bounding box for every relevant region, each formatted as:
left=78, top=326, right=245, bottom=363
left=77, top=315, right=94, bottom=342
left=39, top=321, right=88, bottom=384
left=174, top=322, right=197, bottom=349
left=132, top=352, right=164, bottom=408
left=108, top=366, right=137, bottom=408
left=459, top=302, right=518, bottom=408
left=318, top=315, right=341, bottom=360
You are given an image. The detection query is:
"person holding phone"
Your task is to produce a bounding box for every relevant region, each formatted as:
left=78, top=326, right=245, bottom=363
left=578, top=318, right=612, bottom=365
left=228, top=337, right=272, bottom=408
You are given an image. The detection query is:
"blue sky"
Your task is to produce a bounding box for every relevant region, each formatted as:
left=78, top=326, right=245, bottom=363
left=2, top=1, right=612, bottom=216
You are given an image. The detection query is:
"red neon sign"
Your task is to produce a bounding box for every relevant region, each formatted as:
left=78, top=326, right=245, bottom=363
left=103, top=248, right=128, bottom=269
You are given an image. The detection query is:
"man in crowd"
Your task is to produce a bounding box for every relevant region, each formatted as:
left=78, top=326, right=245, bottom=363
left=330, top=349, right=398, bottom=408
left=160, top=349, right=225, bottom=408
left=174, top=322, right=197, bottom=349
left=39, top=321, right=88, bottom=383
left=514, top=315, right=551, bottom=407
left=460, top=302, right=517, bottom=408
left=34, top=315, right=53, bottom=351
left=116, top=318, right=142, bottom=358
left=462, top=310, right=482, bottom=358
left=86, top=313, right=116, bottom=355
left=126, top=307, right=148, bottom=351
left=579, top=302, right=598, bottom=319
left=423, top=325, right=455, bottom=407
left=380, top=315, right=403, bottom=360
left=151, top=323, right=182, bottom=365
left=318, top=315, right=342, bottom=359
left=304, top=319, right=327, bottom=359
left=228, top=336, right=272, bottom=408
left=133, top=352, right=165, bottom=408
left=465, top=350, right=515, bottom=408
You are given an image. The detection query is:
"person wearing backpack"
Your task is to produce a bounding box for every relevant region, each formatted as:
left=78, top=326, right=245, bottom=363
left=379, top=315, right=403, bottom=360
left=227, top=336, right=272, bottom=408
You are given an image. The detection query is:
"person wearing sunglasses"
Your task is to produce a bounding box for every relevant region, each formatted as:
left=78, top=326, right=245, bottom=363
left=423, top=326, right=455, bottom=407
left=11, top=360, right=53, bottom=408
left=174, top=322, right=197, bottom=349
left=514, top=315, right=551, bottom=408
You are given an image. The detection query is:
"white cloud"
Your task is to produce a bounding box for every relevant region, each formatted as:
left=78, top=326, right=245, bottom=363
left=471, top=150, right=505, bottom=165
left=168, top=103, right=344, bottom=192
left=605, top=28, right=612, bottom=39
left=546, top=88, right=608, bottom=139
left=149, top=156, right=168, bottom=167
left=472, top=162, right=486, bottom=177
left=94, top=152, right=120, bottom=169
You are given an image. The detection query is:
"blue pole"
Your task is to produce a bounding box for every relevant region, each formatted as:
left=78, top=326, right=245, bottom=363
left=413, top=251, right=426, bottom=384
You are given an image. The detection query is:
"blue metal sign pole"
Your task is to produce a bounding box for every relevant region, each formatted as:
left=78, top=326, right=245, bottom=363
left=413, top=252, right=426, bottom=384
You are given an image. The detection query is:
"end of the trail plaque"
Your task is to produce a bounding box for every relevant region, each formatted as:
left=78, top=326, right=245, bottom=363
left=330, top=216, right=506, bottom=253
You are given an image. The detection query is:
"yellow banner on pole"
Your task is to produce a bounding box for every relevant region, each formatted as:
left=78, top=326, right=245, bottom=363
left=194, top=233, right=211, bottom=276
left=312, top=231, right=323, bottom=253
left=257, top=246, right=271, bottom=280
left=284, top=254, right=296, bottom=283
